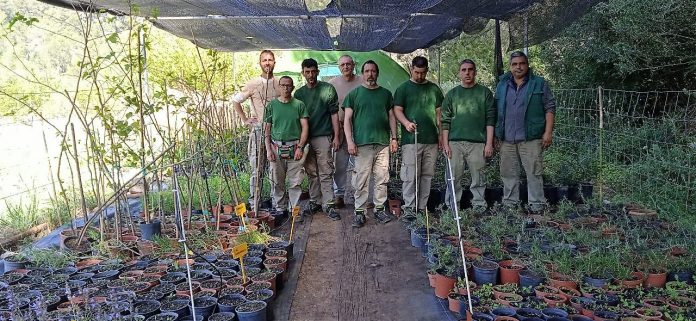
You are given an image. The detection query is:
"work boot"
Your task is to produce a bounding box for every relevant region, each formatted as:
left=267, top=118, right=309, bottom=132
left=373, top=206, right=393, bottom=224
left=400, top=207, right=417, bottom=222
left=326, top=202, right=341, bottom=221
left=303, top=201, right=322, bottom=216
left=352, top=209, right=366, bottom=228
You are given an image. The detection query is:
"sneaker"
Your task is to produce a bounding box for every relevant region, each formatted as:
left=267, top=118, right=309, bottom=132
left=352, top=210, right=366, bottom=228
left=400, top=207, right=417, bottom=222
left=373, top=206, right=392, bottom=224
left=326, top=201, right=341, bottom=221
left=303, top=202, right=322, bottom=216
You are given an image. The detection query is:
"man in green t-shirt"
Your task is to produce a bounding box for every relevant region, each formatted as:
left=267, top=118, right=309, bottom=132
left=441, top=59, right=496, bottom=212
left=393, top=56, right=444, bottom=221
left=294, top=58, right=341, bottom=221
left=344, top=60, right=399, bottom=228
left=264, top=76, right=309, bottom=214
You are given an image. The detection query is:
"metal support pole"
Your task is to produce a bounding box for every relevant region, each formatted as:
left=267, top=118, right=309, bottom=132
left=173, top=165, right=197, bottom=320
left=414, top=128, right=419, bottom=214
left=598, top=86, right=604, bottom=202
left=445, top=157, right=474, bottom=317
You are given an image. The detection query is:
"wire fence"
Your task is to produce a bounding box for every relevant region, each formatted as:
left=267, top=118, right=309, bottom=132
left=1, top=87, right=694, bottom=220
left=553, top=87, right=696, bottom=217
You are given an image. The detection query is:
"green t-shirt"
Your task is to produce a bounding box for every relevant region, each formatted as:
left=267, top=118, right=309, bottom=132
left=393, top=80, right=444, bottom=145
left=441, top=84, right=496, bottom=143
left=294, top=81, right=339, bottom=137
left=263, top=98, right=309, bottom=141
left=343, top=86, right=393, bottom=146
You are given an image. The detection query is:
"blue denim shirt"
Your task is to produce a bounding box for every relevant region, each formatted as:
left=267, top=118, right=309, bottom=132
left=504, top=76, right=556, bottom=143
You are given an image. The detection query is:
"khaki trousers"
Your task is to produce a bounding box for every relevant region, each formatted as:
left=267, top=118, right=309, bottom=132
left=448, top=141, right=487, bottom=207
left=352, top=144, right=389, bottom=210
left=247, top=125, right=266, bottom=207
left=400, top=144, right=438, bottom=210
left=334, top=138, right=352, bottom=200
left=305, top=136, right=335, bottom=210
left=269, top=146, right=308, bottom=212
left=499, top=139, right=546, bottom=206
left=335, top=138, right=373, bottom=205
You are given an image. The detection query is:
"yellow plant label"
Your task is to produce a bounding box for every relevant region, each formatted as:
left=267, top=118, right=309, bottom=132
left=292, top=206, right=300, bottom=217
left=232, top=243, right=248, bottom=259
left=235, top=203, right=246, bottom=217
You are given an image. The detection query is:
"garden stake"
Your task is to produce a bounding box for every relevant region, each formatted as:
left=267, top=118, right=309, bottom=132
left=289, top=204, right=300, bottom=243
left=414, top=126, right=419, bottom=217
left=425, top=208, right=430, bottom=243
left=172, top=165, right=197, bottom=319
left=446, top=156, right=474, bottom=319
left=252, top=126, right=263, bottom=212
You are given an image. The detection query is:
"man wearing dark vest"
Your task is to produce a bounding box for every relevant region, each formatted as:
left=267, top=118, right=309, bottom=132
left=495, top=51, right=556, bottom=213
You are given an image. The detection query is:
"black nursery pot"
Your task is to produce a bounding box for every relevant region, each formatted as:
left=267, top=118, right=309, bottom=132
left=140, top=220, right=162, bottom=241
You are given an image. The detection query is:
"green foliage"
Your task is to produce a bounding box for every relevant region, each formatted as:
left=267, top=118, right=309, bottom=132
left=0, top=194, right=39, bottom=231
left=540, top=0, right=696, bottom=90
left=233, top=229, right=272, bottom=246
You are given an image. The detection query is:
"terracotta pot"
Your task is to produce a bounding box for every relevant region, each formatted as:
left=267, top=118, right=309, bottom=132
left=427, top=270, right=437, bottom=288
left=558, top=286, right=581, bottom=301
left=549, top=272, right=578, bottom=290
left=498, top=260, right=525, bottom=285
left=447, top=293, right=461, bottom=312
left=388, top=199, right=401, bottom=208
left=634, top=307, right=663, bottom=319
left=264, top=257, right=288, bottom=270
left=620, top=271, right=644, bottom=289
left=644, top=270, right=667, bottom=288
left=433, top=273, right=457, bottom=299
left=222, top=204, right=234, bottom=214
left=642, top=298, right=669, bottom=311
left=542, top=293, right=567, bottom=307
left=535, top=284, right=561, bottom=299
left=175, top=281, right=200, bottom=296
left=457, top=281, right=478, bottom=295
left=76, top=258, right=103, bottom=270
left=496, top=293, right=523, bottom=306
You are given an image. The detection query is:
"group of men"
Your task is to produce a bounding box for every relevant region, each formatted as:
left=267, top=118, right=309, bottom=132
left=232, top=50, right=555, bottom=228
